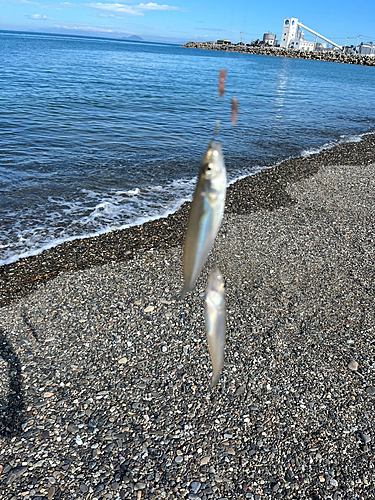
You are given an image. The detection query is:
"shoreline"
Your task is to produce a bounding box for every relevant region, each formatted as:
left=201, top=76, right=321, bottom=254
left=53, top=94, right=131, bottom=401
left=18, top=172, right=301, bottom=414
left=181, top=42, right=375, bottom=67
left=1, top=131, right=375, bottom=308
left=1, top=154, right=375, bottom=497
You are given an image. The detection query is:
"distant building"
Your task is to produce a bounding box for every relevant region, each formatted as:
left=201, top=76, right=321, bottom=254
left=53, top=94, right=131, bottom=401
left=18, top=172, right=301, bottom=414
left=315, top=42, right=327, bottom=51
left=290, top=39, right=315, bottom=52
left=280, top=18, right=298, bottom=49
left=216, top=39, right=231, bottom=45
left=359, top=42, right=375, bottom=55
left=263, top=32, right=276, bottom=46
left=280, top=17, right=341, bottom=52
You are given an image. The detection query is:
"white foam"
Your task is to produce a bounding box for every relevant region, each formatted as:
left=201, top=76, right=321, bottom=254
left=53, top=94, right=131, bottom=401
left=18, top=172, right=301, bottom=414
left=1, top=130, right=374, bottom=268
left=0, top=176, right=198, bottom=267
left=301, top=131, right=369, bottom=158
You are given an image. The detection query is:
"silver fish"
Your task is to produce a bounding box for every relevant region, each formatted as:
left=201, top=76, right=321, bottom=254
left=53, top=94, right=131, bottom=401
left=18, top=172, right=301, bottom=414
left=205, top=267, right=226, bottom=388
left=181, top=140, right=226, bottom=295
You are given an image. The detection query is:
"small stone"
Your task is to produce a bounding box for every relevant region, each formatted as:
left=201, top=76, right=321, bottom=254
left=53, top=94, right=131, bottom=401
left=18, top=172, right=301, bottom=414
left=135, top=482, right=146, bottom=490
left=227, top=447, right=235, bottom=455
left=43, top=392, right=54, bottom=398
left=7, top=466, right=27, bottom=483
left=80, top=484, right=88, bottom=492
left=137, top=491, right=142, bottom=500
left=190, top=481, right=201, bottom=493
left=111, top=481, right=120, bottom=490
left=75, top=435, right=83, bottom=445
left=67, top=423, right=79, bottom=433
left=330, top=478, right=339, bottom=487
left=319, top=476, right=325, bottom=483
left=175, top=455, right=183, bottom=464
left=365, top=386, right=375, bottom=396
left=348, top=360, right=358, bottom=371
left=200, top=456, right=210, bottom=465
left=235, top=385, right=245, bottom=396
left=134, top=300, right=141, bottom=305
left=162, top=345, right=168, bottom=352
left=47, top=486, right=56, bottom=499
left=118, top=357, right=128, bottom=364
left=144, top=305, right=154, bottom=313
left=359, top=432, right=371, bottom=444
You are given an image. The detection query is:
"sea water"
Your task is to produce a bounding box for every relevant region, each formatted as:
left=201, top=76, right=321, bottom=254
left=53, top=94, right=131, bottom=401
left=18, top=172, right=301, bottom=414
left=1, top=30, right=375, bottom=265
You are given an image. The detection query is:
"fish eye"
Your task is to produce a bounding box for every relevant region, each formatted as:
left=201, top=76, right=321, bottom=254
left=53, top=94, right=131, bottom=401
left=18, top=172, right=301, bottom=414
left=204, top=163, right=213, bottom=174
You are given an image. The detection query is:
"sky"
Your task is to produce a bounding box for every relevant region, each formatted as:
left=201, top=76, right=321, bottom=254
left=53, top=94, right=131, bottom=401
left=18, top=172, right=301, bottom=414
left=1, top=0, right=375, bottom=45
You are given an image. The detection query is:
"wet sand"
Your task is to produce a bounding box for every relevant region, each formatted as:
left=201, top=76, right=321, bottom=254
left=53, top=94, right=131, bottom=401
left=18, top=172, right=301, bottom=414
left=1, top=132, right=375, bottom=309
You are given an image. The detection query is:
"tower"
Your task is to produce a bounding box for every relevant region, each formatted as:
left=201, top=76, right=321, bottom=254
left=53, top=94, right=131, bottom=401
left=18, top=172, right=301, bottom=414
left=280, top=18, right=298, bottom=48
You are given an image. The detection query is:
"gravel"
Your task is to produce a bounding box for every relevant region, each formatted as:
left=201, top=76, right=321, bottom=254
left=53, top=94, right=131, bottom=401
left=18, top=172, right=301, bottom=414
left=1, top=133, right=375, bottom=499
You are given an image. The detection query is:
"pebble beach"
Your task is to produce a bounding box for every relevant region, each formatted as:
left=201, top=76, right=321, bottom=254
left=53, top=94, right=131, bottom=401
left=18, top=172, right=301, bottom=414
left=1, top=132, right=375, bottom=500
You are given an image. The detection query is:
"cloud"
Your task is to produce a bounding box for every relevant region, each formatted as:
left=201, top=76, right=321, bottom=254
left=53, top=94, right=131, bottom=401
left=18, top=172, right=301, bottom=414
left=54, top=24, right=129, bottom=34
left=87, top=2, right=181, bottom=17
left=25, top=13, right=49, bottom=19
left=138, top=2, right=180, bottom=10
left=6, top=0, right=39, bottom=4
left=87, top=3, right=142, bottom=16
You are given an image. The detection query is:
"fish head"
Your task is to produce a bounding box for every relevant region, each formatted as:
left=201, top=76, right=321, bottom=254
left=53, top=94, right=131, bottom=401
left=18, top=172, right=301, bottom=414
left=206, top=267, right=225, bottom=309
left=200, top=141, right=227, bottom=202
left=200, top=141, right=226, bottom=180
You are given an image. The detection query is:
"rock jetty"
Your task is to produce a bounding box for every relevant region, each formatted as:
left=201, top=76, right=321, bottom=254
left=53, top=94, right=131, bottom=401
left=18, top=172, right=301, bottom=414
left=182, top=42, right=375, bottom=67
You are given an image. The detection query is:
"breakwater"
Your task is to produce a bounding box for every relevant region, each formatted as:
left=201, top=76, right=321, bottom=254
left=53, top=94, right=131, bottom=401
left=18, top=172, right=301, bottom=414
left=182, top=42, right=375, bottom=67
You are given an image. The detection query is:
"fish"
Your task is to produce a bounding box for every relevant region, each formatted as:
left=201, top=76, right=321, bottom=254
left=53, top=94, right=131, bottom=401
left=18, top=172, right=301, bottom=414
left=205, top=267, right=226, bottom=387
left=230, top=98, right=239, bottom=125
left=181, top=140, right=227, bottom=295
left=218, top=69, right=227, bottom=97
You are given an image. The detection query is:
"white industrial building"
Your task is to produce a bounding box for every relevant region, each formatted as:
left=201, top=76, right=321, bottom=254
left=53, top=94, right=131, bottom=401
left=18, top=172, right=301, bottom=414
left=280, top=18, right=341, bottom=52
left=359, top=42, right=375, bottom=56
left=263, top=32, right=277, bottom=46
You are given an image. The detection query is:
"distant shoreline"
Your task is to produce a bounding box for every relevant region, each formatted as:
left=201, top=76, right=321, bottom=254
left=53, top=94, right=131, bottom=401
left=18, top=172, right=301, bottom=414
left=1, top=131, right=374, bottom=308
left=181, top=42, right=375, bottom=67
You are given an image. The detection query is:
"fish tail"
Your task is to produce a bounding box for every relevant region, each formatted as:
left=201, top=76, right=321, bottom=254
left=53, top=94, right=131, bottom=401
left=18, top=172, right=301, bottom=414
left=179, top=283, right=190, bottom=299
left=210, top=372, right=220, bottom=388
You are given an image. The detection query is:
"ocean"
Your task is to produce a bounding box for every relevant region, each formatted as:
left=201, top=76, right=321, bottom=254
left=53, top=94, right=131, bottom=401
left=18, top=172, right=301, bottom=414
left=1, top=30, right=375, bottom=266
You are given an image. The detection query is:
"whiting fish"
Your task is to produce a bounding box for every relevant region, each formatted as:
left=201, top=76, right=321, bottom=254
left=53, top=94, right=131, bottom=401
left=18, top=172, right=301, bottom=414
left=205, top=267, right=226, bottom=388
left=181, top=140, right=226, bottom=296
left=218, top=69, right=227, bottom=97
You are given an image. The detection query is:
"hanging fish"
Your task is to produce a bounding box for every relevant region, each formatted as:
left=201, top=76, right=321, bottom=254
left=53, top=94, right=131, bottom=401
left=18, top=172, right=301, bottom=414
left=218, top=69, right=227, bottom=97
left=205, top=267, right=226, bottom=387
left=181, top=140, right=227, bottom=296
left=230, top=98, right=239, bottom=125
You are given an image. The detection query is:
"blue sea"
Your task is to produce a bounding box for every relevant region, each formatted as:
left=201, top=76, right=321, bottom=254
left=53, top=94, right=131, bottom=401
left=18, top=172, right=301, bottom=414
left=1, top=30, right=375, bottom=266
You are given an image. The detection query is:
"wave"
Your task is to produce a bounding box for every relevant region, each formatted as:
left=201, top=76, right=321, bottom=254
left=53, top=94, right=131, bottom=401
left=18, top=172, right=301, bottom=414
left=1, top=130, right=373, bottom=268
